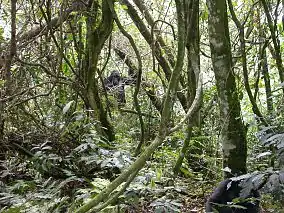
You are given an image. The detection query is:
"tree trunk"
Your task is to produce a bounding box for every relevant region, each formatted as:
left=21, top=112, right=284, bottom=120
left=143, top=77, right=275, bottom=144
left=174, top=0, right=200, bottom=176
left=85, top=0, right=115, bottom=141
left=0, top=0, right=17, bottom=141
left=261, top=49, right=273, bottom=113
left=207, top=0, right=247, bottom=177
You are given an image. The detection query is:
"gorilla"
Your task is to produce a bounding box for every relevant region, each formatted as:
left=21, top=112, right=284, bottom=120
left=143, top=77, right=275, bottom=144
left=104, top=70, right=121, bottom=88
left=205, top=179, right=260, bottom=213
left=104, top=70, right=126, bottom=104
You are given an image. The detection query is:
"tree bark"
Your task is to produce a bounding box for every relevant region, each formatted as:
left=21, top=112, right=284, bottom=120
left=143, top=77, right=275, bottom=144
left=174, top=0, right=201, bottom=176
left=207, top=0, right=247, bottom=177
left=85, top=0, right=115, bottom=141
left=0, top=0, right=17, bottom=140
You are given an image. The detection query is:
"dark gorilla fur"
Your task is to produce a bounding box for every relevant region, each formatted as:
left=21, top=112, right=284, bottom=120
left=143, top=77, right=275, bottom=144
left=206, top=179, right=260, bottom=213
left=104, top=70, right=126, bottom=104
left=104, top=70, right=121, bottom=88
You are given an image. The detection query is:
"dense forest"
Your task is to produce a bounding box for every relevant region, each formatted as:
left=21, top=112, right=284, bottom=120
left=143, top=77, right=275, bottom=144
left=0, top=0, right=284, bottom=212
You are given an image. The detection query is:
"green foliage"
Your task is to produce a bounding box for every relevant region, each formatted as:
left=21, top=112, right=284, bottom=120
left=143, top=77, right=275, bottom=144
left=0, top=26, right=4, bottom=42
left=120, top=4, right=128, bottom=10
left=261, top=193, right=284, bottom=212
left=91, top=178, right=110, bottom=194
left=0, top=119, right=134, bottom=212
left=200, top=9, right=208, bottom=21
left=0, top=0, right=284, bottom=212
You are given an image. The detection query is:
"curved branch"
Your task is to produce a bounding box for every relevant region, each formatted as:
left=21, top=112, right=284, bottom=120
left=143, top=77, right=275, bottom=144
left=228, top=0, right=267, bottom=125
left=0, top=81, right=55, bottom=102
left=132, top=0, right=176, bottom=67
left=109, top=0, right=145, bottom=154
left=119, top=108, right=157, bottom=118
left=16, top=57, right=69, bottom=80
left=98, top=36, right=113, bottom=119
left=18, top=1, right=87, bottom=43
left=260, top=0, right=284, bottom=85
left=13, top=82, right=57, bottom=107
left=114, top=48, right=163, bottom=113
left=169, top=72, right=203, bottom=133
left=151, top=20, right=176, bottom=40
left=120, top=0, right=188, bottom=111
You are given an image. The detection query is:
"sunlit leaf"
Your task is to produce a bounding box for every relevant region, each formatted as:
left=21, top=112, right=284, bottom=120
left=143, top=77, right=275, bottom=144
left=62, top=101, right=74, bottom=114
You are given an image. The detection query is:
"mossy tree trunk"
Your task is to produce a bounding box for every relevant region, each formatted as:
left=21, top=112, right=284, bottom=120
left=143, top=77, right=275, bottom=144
left=0, top=0, right=17, bottom=143
left=84, top=0, right=115, bottom=142
left=207, top=0, right=247, bottom=177
left=173, top=0, right=201, bottom=176
left=257, top=6, right=273, bottom=113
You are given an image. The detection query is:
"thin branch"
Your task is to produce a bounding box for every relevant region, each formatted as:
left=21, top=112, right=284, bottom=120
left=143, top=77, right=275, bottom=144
left=39, top=4, right=80, bottom=82
left=16, top=57, right=70, bottom=81
left=169, top=72, right=203, bottom=133
left=261, top=0, right=284, bottom=84
left=119, top=0, right=188, bottom=111
left=0, top=81, right=54, bottom=102
left=98, top=36, right=113, bottom=119
left=108, top=0, right=145, bottom=154
left=12, top=82, right=57, bottom=107
left=119, top=108, right=158, bottom=118
left=18, top=1, right=87, bottom=42
left=228, top=0, right=267, bottom=125
left=132, top=0, right=176, bottom=67
left=151, top=20, right=176, bottom=40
